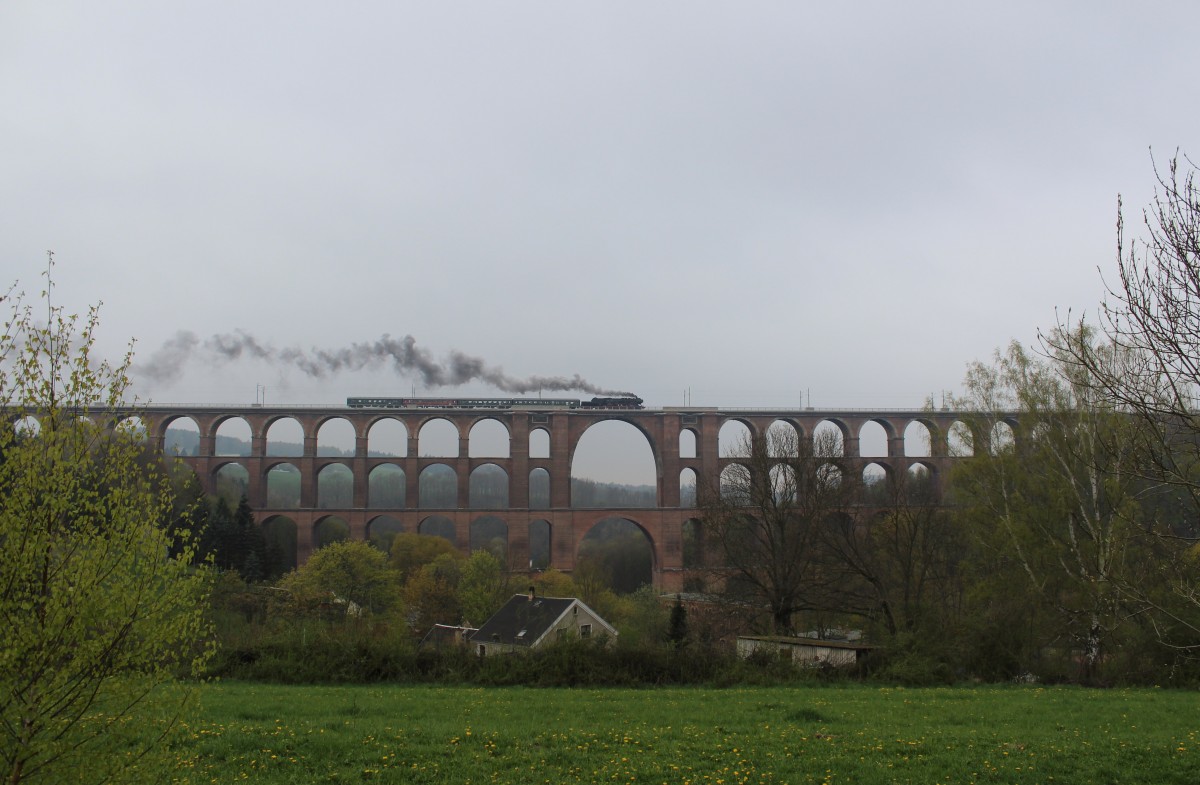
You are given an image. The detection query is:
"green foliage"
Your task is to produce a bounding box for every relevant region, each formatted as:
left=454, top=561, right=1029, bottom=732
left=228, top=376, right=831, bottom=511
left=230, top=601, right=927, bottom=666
left=0, top=268, right=213, bottom=785
left=388, top=532, right=461, bottom=583
left=457, top=550, right=510, bottom=627
left=950, top=335, right=1152, bottom=682
left=404, top=553, right=464, bottom=634
left=197, top=494, right=268, bottom=581
left=278, top=539, right=400, bottom=616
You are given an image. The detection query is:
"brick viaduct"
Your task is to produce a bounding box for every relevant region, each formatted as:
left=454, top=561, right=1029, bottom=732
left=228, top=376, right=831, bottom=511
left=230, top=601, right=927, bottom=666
left=119, top=404, right=990, bottom=591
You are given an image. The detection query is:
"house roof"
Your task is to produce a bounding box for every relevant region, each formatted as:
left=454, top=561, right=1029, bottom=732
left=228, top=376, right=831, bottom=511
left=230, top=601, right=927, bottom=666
left=471, top=594, right=616, bottom=648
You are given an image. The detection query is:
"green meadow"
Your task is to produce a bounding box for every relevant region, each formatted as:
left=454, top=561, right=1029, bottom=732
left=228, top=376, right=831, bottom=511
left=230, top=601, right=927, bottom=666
left=169, top=682, right=1199, bottom=784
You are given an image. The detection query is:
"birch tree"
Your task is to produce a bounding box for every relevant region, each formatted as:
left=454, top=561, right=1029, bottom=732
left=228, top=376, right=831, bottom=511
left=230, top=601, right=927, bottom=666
left=951, top=335, right=1145, bottom=681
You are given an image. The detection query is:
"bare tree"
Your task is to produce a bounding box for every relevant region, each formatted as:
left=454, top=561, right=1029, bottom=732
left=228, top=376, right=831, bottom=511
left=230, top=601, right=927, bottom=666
left=698, top=426, right=859, bottom=634
left=1046, top=152, right=1200, bottom=648
left=821, top=468, right=966, bottom=638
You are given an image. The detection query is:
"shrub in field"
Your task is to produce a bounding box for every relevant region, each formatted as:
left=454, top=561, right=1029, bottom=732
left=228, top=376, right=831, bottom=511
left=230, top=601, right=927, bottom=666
left=0, top=268, right=212, bottom=785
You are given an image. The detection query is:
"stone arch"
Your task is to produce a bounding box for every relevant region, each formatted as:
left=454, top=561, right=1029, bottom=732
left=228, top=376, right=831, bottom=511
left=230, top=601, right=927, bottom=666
left=317, top=416, right=356, bottom=457
left=368, top=417, right=408, bottom=458
left=948, top=420, right=974, bottom=457
left=261, top=515, right=298, bottom=575
left=570, top=420, right=657, bottom=507
left=213, top=460, right=249, bottom=505
left=265, top=417, right=304, bottom=457
left=679, top=428, right=697, bottom=459
left=367, top=515, right=404, bottom=551
left=858, top=421, right=889, bottom=458
left=720, top=463, right=749, bottom=504
left=719, top=419, right=754, bottom=457
left=470, top=515, right=508, bottom=561
left=214, top=416, right=251, bottom=457
left=418, top=418, right=459, bottom=458
left=904, top=420, right=934, bottom=457
left=817, top=461, right=844, bottom=489
left=418, top=514, right=456, bottom=545
left=813, top=419, right=847, bottom=457
left=770, top=462, right=796, bottom=502
left=905, top=461, right=939, bottom=499
left=266, top=461, right=301, bottom=508
left=990, top=420, right=1016, bottom=455
left=314, top=515, right=350, bottom=549
left=419, top=463, right=457, bottom=508
left=469, top=463, right=509, bottom=508
left=162, top=415, right=199, bottom=456
left=368, top=464, right=406, bottom=508
left=766, top=419, right=800, bottom=457
left=863, top=460, right=891, bottom=485
left=862, top=461, right=892, bottom=503
left=468, top=418, right=510, bottom=458
left=318, top=462, right=353, bottom=508
left=679, top=468, right=697, bottom=507
left=529, top=427, right=550, bottom=459
left=529, top=468, right=550, bottom=510
left=577, top=516, right=654, bottom=594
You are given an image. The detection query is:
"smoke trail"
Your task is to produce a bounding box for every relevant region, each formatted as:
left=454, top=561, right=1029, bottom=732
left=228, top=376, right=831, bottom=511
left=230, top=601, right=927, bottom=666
left=135, top=330, right=630, bottom=395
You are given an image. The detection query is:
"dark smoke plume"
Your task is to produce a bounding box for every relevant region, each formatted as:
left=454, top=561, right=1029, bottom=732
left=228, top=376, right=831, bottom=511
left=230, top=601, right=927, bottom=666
left=136, top=330, right=629, bottom=395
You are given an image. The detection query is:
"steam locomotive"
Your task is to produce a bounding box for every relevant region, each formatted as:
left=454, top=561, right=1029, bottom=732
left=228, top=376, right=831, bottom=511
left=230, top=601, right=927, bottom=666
left=346, top=395, right=644, bottom=410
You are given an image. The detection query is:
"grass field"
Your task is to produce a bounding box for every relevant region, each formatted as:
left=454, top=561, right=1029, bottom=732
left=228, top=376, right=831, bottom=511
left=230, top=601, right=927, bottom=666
left=169, top=682, right=1198, bottom=784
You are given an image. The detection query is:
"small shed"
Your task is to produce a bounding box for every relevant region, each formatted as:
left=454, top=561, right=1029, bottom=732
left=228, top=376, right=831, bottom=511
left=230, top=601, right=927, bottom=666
left=418, top=624, right=478, bottom=650
left=471, top=590, right=617, bottom=657
left=737, top=635, right=873, bottom=668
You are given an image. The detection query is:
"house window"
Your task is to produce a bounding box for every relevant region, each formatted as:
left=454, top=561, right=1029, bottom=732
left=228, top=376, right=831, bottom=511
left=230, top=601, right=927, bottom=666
left=580, top=624, right=592, bottom=638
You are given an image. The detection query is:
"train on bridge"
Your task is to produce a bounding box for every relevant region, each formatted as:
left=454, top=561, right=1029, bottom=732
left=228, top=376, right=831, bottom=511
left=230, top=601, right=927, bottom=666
left=345, top=395, right=644, bottom=410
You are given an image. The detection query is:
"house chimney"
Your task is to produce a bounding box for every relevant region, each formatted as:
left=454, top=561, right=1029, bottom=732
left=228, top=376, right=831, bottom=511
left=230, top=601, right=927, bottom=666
left=528, top=585, right=536, bottom=601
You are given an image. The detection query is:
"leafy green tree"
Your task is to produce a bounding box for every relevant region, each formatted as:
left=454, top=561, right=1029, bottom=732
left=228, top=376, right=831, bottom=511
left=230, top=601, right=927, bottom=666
left=457, top=550, right=510, bottom=627
left=388, top=532, right=461, bottom=584
left=531, top=567, right=578, bottom=598
left=278, top=539, right=400, bottom=615
left=0, top=267, right=212, bottom=784
left=404, top=553, right=464, bottom=634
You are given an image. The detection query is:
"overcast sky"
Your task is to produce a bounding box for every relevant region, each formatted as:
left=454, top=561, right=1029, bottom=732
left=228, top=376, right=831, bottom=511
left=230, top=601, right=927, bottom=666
left=3, top=2, right=1198, bottom=417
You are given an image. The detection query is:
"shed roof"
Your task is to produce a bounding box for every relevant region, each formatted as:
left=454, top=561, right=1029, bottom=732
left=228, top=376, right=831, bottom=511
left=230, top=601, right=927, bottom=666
left=738, top=635, right=874, bottom=651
